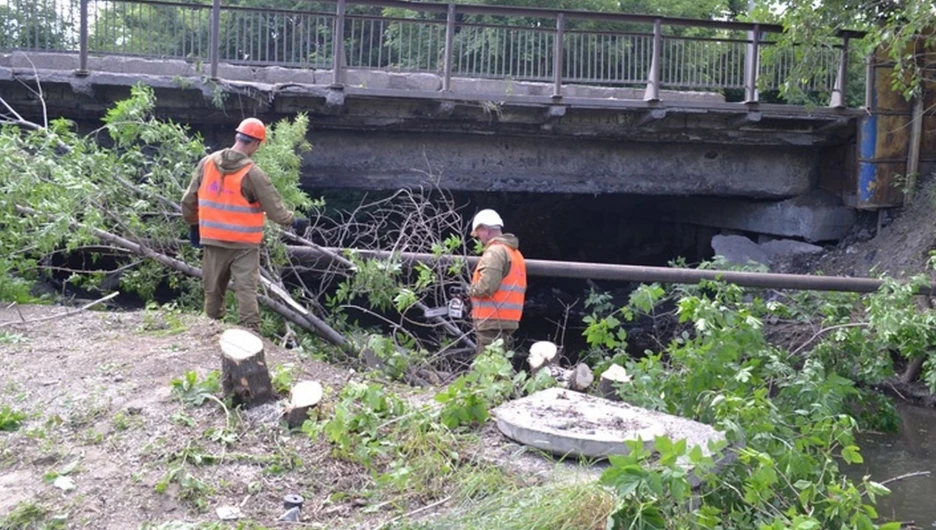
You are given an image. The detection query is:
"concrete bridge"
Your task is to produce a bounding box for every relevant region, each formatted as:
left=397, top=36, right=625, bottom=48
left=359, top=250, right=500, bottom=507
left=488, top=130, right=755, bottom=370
left=3, top=0, right=928, bottom=242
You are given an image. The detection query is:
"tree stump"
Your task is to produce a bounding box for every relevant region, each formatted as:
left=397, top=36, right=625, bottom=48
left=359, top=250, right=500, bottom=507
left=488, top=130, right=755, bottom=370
left=284, top=380, right=324, bottom=428
left=598, top=364, right=632, bottom=401
left=567, top=363, right=594, bottom=392
left=220, top=329, right=275, bottom=407
left=528, top=341, right=558, bottom=373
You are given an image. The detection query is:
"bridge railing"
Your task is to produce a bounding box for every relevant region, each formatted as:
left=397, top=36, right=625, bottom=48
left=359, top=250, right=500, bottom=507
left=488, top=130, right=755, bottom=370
left=0, top=0, right=859, bottom=107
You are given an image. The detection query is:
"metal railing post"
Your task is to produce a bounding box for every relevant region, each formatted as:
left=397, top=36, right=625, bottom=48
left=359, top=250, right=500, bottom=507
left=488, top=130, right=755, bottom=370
left=443, top=3, right=455, bottom=91
left=864, top=53, right=874, bottom=109
left=829, top=35, right=849, bottom=108
left=210, top=0, right=221, bottom=79
left=744, top=23, right=760, bottom=103
left=644, top=18, right=661, bottom=102
left=333, top=0, right=346, bottom=86
left=552, top=13, right=564, bottom=98
left=77, top=0, right=89, bottom=76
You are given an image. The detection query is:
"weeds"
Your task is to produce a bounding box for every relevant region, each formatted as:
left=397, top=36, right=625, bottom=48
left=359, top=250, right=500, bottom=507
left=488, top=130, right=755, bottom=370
left=270, top=362, right=296, bottom=395
left=403, top=481, right=615, bottom=530
left=0, top=405, right=26, bottom=431
left=0, top=501, right=67, bottom=529
left=0, top=332, right=28, bottom=345
left=170, top=370, right=221, bottom=407
left=141, top=302, right=187, bottom=335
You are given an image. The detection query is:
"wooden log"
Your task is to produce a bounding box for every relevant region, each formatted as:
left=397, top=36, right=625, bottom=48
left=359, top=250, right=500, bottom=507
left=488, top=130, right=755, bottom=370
left=598, top=364, right=632, bottom=401
left=220, top=329, right=275, bottom=407
left=284, top=380, right=323, bottom=428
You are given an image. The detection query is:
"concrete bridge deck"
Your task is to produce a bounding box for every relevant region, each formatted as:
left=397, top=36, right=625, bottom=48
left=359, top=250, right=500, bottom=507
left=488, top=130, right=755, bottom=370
left=2, top=51, right=861, bottom=202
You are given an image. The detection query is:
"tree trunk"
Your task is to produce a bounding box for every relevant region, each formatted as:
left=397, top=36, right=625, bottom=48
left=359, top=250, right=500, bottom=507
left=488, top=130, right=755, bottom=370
left=220, top=329, right=275, bottom=407
left=284, top=380, right=323, bottom=428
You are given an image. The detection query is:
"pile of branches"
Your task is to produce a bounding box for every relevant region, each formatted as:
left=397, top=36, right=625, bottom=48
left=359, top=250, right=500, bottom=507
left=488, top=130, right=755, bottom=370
left=0, top=82, right=477, bottom=377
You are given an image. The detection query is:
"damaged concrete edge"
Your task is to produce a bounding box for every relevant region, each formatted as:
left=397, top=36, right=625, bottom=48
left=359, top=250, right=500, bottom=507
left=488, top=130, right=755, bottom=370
left=0, top=51, right=862, bottom=121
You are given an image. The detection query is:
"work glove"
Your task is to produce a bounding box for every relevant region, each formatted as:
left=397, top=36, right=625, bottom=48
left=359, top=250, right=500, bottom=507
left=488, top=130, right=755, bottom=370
left=291, top=217, right=311, bottom=235
left=188, top=224, right=201, bottom=248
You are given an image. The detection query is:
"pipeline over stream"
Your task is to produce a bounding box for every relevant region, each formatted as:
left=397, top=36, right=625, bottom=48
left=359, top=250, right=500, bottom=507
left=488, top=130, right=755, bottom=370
left=288, top=246, right=936, bottom=295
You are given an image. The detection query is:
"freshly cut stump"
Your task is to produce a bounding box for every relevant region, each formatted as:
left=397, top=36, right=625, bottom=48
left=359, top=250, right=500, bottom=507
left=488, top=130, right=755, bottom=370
left=598, top=364, right=632, bottom=401
left=528, top=341, right=558, bottom=372
left=220, top=328, right=275, bottom=407
left=284, top=380, right=323, bottom=428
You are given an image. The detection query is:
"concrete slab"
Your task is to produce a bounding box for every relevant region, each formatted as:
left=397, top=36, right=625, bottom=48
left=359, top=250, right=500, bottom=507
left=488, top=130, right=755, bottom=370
left=651, top=190, right=857, bottom=242
left=712, top=234, right=771, bottom=267
left=492, top=387, right=726, bottom=460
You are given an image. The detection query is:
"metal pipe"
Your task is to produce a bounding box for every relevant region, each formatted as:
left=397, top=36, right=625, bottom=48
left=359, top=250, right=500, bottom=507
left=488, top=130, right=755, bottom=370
left=744, top=23, right=759, bottom=103
left=644, top=18, right=661, bottom=102
left=443, top=3, right=455, bottom=91
left=78, top=0, right=89, bottom=76
left=210, top=0, right=221, bottom=79
left=552, top=13, right=564, bottom=98
left=333, top=0, right=346, bottom=86
left=829, top=34, right=849, bottom=108
left=286, top=246, right=934, bottom=295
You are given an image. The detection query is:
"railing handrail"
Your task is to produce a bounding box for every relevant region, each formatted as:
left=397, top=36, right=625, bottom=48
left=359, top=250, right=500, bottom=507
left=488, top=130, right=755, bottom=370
left=3, top=0, right=865, bottom=108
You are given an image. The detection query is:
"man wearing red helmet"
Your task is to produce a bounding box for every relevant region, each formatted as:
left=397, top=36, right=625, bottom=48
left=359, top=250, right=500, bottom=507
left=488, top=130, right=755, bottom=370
left=181, top=117, right=309, bottom=330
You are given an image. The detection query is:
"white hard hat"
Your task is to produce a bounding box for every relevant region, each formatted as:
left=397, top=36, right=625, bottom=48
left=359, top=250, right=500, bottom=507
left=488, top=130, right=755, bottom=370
left=471, top=209, right=504, bottom=236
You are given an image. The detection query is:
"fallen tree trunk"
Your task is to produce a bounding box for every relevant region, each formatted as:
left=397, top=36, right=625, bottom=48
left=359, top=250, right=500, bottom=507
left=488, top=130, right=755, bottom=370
left=14, top=204, right=354, bottom=354
left=220, top=329, right=275, bottom=407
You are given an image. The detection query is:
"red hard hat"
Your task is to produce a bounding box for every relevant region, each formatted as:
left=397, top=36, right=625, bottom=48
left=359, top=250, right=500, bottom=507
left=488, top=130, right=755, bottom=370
left=236, top=118, right=267, bottom=142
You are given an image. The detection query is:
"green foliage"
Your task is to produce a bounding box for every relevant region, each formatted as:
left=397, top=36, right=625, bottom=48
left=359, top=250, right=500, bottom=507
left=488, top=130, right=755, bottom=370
left=270, top=362, right=296, bottom=395
left=305, top=381, right=407, bottom=465
left=0, top=501, right=66, bottom=530
left=0, top=83, right=312, bottom=315
left=0, top=405, right=26, bottom=432
left=170, top=371, right=221, bottom=408
left=434, top=341, right=523, bottom=429
left=578, top=271, right=913, bottom=529
left=752, top=0, right=935, bottom=104
left=0, top=258, right=43, bottom=304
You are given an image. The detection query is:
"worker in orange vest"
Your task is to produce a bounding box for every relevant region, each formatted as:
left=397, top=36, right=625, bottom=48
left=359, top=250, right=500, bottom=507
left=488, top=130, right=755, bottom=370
left=468, top=209, right=526, bottom=357
left=181, top=118, right=309, bottom=330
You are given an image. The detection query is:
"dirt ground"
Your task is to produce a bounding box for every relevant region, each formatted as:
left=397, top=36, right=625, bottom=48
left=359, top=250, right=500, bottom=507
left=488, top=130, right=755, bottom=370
left=817, top=176, right=936, bottom=280
left=0, top=304, right=527, bottom=529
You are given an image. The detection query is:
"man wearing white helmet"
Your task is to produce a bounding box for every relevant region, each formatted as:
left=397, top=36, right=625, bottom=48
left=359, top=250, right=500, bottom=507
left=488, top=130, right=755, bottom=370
left=468, top=208, right=526, bottom=357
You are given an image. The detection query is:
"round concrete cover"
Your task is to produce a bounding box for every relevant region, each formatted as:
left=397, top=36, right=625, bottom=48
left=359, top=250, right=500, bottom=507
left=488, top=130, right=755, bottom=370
left=492, top=387, right=723, bottom=460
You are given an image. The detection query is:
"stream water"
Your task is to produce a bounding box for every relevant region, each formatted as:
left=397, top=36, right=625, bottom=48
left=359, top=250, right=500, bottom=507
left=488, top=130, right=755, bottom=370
left=848, top=402, right=936, bottom=527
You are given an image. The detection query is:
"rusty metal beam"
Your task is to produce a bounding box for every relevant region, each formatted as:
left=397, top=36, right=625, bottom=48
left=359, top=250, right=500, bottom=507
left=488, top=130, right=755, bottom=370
left=287, top=247, right=932, bottom=295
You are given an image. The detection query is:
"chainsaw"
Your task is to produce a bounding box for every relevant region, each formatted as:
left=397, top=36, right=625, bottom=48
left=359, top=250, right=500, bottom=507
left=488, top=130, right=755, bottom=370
left=423, top=286, right=468, bottom=319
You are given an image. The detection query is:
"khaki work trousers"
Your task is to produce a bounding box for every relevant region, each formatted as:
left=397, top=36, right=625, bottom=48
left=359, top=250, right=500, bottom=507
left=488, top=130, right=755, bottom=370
left=202, top=245, right=261, bottom=330
left=474, top=328, right=515, bottom=358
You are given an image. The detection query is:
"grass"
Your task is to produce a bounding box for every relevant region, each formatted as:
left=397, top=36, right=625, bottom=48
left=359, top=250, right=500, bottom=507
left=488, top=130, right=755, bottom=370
left=0, top=501, right=67, bottom=530
left=0, top=405, right=26, bottom=431
left=399, top=480, right=617, bottom=530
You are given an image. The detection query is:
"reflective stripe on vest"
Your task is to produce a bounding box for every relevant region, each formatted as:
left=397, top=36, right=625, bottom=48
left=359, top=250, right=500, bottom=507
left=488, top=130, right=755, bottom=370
left=197, top=161, right=264, bottom=244
left=471, top=243, right=526, bottom=322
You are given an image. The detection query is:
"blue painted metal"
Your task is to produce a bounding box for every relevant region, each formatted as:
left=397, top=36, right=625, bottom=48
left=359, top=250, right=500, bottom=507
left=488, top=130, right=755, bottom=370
left=858, top=115, right=877, bottom=203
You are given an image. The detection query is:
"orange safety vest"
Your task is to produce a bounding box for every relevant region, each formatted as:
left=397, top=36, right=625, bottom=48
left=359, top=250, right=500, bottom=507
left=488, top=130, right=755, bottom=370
left=197, top=161, right=265, bottom=245
left=471, top=243, right=526, bottom=322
